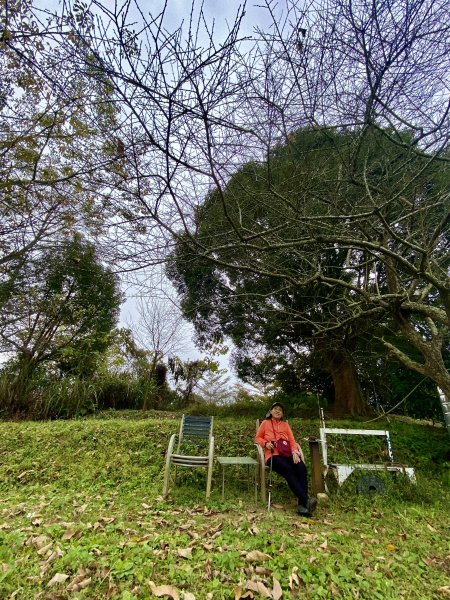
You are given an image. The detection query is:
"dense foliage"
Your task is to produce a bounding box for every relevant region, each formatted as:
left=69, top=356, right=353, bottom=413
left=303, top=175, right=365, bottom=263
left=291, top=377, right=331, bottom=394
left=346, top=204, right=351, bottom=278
left=168, top=127, right=449, bottom=418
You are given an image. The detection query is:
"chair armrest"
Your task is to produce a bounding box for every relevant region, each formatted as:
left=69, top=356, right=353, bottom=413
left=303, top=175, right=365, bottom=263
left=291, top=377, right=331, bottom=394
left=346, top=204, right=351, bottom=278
left=255, top=443, right=265, bottom=464
left=296, top=443, right=304, bottom=462
left=254, top=443, right=266, bottom=502
left=208, top=435, right=215, bottom=458
left=166, top=433, right=177, bottom=457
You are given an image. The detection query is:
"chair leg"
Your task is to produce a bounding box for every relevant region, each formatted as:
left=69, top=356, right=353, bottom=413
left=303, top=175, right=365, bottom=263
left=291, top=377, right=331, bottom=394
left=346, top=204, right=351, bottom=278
left=163, top=434, right=177, bottom=499
left=206, top=439, right=214, bottom=499
left=254, top=444, right=267, bottom=504
left=163, top=457, right=172, bottom=498
left=260, top=463, right=266, bottom=503
left=206, top=467, right=212, bottom=499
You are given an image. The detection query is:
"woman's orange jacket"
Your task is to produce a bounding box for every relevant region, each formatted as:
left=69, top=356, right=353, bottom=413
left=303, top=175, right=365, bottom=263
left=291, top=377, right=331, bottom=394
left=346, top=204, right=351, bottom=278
left=255, top=419, right=299, bottom=462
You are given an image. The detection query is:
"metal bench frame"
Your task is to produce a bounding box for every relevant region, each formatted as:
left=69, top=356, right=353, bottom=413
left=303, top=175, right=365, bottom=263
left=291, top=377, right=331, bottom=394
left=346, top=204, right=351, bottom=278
left=319, top=427, right=416, bottom=486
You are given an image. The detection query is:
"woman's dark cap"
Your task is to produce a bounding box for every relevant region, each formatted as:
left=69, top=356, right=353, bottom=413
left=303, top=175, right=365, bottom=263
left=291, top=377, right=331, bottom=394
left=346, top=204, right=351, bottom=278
left=265, top=401, right=286, bottom=418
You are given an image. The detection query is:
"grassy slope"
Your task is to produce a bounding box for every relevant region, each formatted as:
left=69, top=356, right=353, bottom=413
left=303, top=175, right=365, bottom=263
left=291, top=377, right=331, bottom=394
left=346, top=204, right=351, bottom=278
left=0, top=412, right=449, bottom=599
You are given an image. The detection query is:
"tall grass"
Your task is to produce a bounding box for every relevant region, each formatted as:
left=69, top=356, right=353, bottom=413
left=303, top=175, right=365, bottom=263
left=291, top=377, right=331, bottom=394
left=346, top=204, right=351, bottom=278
left=0, top=371, right=163, bottom=419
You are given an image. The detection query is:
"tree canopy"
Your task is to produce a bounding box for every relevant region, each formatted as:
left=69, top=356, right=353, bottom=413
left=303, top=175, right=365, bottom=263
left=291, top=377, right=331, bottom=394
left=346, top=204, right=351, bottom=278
left=169, top=125, right=450, bottom=415
left=0, top=237, right=122, bottom=406
left=2, top=0, right=450, bottom=426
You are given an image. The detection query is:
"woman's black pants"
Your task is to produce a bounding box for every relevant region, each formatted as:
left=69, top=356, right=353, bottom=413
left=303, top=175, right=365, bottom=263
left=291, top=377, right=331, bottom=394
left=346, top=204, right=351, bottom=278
left=267, top=455, right=308, bottom=506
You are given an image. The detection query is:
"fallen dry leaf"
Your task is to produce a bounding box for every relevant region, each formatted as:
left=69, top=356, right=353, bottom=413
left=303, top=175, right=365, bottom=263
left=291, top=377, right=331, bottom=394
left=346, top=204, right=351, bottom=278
left=272, top=576, right=283, bottom=600
left=17, top=469, right=34, bottom=480
left=294, top=522, right=311, bottom=530
left=245, top=551, right=272, bottom=563
left=182, top=593, right=195, bottom=600
left=26, top=534, right=51, bottom=549
left=149, top=581, right=180, bottom=600
left=177, top=548, right=193, bottom=559
left=289, top=566, right=300, bottom=590
left=37, top=542, right=53, bottom=557
left=62, top=529, right=79, bottom=540
left=427, top=524, right=437, bottom=533
left=301, top=533, right=318, bottom=543
left=202, top=543, right=214, bottom=551
left=246, top=580, right=272, bottom=598
left=47, top=573, right=69, bottom=587
left=234, top=588, right=253, bottom=600
left=386, top=544, right=396, bottom=552
left=40, top=546, right=64, bottom=569
left=331, top=582, right=339, bottom=596
left=255, top=567, right=272, bottom=576
left=133, top=534, right=151, bottom=543
left=437, top=587, right=450, bottom=598
left=98, top=516, right=115, bottom=524
left=336, top=529, right=350, bottom=536
left=67, top=576, right=92, bottom=592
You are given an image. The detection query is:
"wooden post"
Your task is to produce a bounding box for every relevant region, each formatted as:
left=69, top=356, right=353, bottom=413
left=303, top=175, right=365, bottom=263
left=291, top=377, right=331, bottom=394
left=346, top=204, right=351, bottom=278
left=308, top=436, right=324, bottom=495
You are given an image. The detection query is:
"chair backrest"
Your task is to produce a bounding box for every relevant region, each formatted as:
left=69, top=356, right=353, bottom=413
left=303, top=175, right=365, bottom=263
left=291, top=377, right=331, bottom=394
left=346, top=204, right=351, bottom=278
left=179, top=415, right=213, bottom=445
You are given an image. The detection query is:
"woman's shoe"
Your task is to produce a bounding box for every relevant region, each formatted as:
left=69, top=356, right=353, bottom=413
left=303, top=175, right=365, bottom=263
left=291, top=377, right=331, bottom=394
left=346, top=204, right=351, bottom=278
left=297, top=504, right=309, bottom=516
left=297, top=498, right=317, bottom=517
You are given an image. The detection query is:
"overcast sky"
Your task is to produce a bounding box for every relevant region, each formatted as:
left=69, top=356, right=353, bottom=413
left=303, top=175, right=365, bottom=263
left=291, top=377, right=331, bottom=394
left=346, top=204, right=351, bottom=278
left=30, top=0, right=280, bottom=375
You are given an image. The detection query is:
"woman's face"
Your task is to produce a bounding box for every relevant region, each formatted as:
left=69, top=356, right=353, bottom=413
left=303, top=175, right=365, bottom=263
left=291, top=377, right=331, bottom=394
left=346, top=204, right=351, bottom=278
left=271, top=405, right=284, bottom=420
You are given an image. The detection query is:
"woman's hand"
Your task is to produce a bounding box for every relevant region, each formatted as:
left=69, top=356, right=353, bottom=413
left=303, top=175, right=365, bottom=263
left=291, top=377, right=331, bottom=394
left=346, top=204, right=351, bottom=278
left=265, top=441, right=275, bottom=451
left=292, top=452, right=301, bottom=464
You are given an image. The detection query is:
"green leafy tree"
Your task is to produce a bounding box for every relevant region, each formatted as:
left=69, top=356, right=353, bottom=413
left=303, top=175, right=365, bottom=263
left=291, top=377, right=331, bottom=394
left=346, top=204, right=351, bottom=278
left=168, top=121, right=450, bottom=425
left=1, top=0, right=125, bottom=294
left=168, top=356, right=218, bottom=408
left=0, top=237, right=122, bottom=408
left=169, top=128, right=427, bottom=414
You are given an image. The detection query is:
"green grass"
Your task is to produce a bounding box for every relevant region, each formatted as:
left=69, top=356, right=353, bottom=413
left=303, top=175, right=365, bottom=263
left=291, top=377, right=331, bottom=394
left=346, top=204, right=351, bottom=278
left=0, top=413, right=449, bottom=599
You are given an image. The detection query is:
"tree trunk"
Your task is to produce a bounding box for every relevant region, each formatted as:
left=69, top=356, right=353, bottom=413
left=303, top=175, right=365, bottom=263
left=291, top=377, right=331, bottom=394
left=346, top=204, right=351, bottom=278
left=327, top=349, right=370, bottom=416
left=11, top=355, right=38, bottom=413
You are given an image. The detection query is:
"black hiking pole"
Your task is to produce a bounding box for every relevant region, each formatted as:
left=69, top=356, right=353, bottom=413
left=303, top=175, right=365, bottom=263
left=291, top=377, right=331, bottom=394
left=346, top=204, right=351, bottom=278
left=267, top=448, right=274, bottom=513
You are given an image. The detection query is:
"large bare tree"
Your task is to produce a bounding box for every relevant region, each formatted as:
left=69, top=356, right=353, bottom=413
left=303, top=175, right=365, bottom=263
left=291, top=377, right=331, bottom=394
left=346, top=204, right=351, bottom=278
left=8, top=0, right=450, bottom=428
